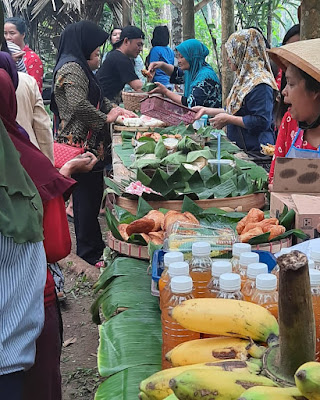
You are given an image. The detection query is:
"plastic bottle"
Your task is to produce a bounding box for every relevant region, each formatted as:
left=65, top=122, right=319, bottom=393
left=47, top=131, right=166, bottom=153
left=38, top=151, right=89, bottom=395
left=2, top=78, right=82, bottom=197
left=251, top=274, right=278, bottom=319
left=160, top=261, right=189, bottom=310
left=310, top=269, right=320, bottom=361
left=231, top=243, right=251, bottom=273
left=271, top=248, right=291, bottom=279
left=242, top=263, right=268, bottom=302
left=159, top=252, right=184, bottom=294
left=161, top=276, right=200, bottom=369
left=217, top=273, right=243, bottom=300
left=310, top=249, right=320, bottom=270
left=207, top=261, right=233, bottom=298
left=309, top=259, right=315, bottom=269
left=238, top=252, right=259, bottom=285
left=189, top=242, right=212, bottom=298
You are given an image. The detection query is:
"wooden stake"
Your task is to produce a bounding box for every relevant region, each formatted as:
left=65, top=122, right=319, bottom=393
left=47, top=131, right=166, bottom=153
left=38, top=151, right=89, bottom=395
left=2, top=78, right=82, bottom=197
left=278, top=250, right=315, bottom=378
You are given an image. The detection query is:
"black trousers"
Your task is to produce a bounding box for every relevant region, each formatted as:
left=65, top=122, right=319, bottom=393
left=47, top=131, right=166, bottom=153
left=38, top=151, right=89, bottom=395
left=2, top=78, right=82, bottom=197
left=0, top=371, right=23, bottom=400
left=72, top=169, right=105, bottom=265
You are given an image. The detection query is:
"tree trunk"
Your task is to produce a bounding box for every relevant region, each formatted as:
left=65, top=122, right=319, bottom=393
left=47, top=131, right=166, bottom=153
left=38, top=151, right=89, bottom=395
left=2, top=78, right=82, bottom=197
left=300, top=0, right=320, bottom=40
left=267, top=0, right=272, bottom=44
left=170, top=2, right=183, bottom=48
left=182, top=0, right=195, bottom=40
left=122, top=0, right=132, bottom=26
left=221, top=0, right=234, bottom=106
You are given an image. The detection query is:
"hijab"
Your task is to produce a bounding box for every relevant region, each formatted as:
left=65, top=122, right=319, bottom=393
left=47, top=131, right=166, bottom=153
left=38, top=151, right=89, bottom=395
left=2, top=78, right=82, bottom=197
left=151, top=26, right=170, bottom=47
left=0, top=50, right=18, bottom=89
left=51, top=20, right=109, bottom=116
left=225, top=28, right=278, bottom=115
left=0, top=72, right=43, bottom=244
left=176, top=39, right=220, bottom=99
left=0, top=67, right=75, bottom=204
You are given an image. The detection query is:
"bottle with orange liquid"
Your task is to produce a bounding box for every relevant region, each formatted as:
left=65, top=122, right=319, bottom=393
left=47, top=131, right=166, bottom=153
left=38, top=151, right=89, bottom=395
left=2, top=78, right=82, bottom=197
left=217, top=273, right=243, bottom=300
left=309, top=269, right=320, bottom=361
left=207, top=261, right=232, bottom=298
left=161, top=275, right=200, bottom=369
left=242, top=263, right=268, bottom=302
left=189, top=242, right=212, bottom=298
left=231, top=243, right=251, bottom=273
left=158, top=252, right=184, bottom=294
left=238, top=252, right=259, bottom=285
left=160, top=261, right=189, bottom=310
left=251, top=274, right=278, bottom=319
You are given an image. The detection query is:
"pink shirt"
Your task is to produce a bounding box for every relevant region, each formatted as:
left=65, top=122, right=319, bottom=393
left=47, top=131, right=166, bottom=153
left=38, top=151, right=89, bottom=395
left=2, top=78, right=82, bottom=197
left=23, top=45, right=43, bottom=93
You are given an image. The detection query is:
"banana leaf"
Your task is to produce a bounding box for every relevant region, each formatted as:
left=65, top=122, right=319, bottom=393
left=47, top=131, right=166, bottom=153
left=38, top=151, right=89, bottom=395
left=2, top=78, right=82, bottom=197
left=161, top=151, right=187, bottom=165
left=131, top=157, right=161, bottom=169
left=188, top=171, right=207, bottom=193
left=177, top=136, right=202, bottom=153
left=105, top=208, right=123, bottom=240
left=181, top=196, right=204, bottom=216
left=113, top=205, right=136, bottom=224
left=95, top=365, right=161, bottom=400
left=136, top=196, right=153, bottom=218
left=98, top=309, right=161, bottom=376
left=270, top=229, right=309, bottom=242
left=104, top=177, right=122, bottom=196
left=154, top=138, right=168, bottom=159
left=141, top=82, right=157, bottom=92
left=212, top=180, right=237, bottom=198
left=166, top=165, right=192, bottom=191
left=200, top=165, right=214, bottom=182
left=114, top=144, right=134, bottom=168
left=137, top=168, right=152, bottom=186
left=135, top=141, right=156, bottom=155
left=148, top=169, right=170, bottom=195
left=186, top=149, right=213, bottom=163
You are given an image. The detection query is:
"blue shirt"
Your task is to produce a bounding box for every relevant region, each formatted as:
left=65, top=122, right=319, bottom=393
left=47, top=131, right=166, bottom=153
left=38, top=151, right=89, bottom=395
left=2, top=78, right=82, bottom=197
left=227, top=83, right=275, bottom=152
left=149, top=46, right=175, bottom=87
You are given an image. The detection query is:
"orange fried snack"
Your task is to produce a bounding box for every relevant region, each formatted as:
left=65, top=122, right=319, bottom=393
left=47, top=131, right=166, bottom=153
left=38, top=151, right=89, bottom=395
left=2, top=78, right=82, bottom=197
left=145, top=210, right=165, bottom=232
left=183, top=212, right=199, bottom=225
left=118, top=224, right=129, bottom=241
left=240, top=227, right=264, bottom=243
left=241, top=218, right=279, bottom=235
left=148, top=231, right=164, bottom=245
left=141, top=69, right=153, bottom=79
left=126, top=218, right=155, bottom=237
left=268, top=225, right=286, bottom=240
left=236, top=208, right=265, bottom=234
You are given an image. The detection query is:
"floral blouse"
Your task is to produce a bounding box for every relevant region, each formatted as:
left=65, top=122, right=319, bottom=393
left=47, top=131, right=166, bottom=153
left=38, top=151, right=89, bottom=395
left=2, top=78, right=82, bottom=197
left=23, top=45, right=43, bottom=93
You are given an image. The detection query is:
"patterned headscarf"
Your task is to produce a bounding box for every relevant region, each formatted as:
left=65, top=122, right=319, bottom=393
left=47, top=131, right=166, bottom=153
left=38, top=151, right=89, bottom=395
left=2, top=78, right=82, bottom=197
left=225, top=28, right=278, bottom=115
left=176, top=39, right=220, bottom=98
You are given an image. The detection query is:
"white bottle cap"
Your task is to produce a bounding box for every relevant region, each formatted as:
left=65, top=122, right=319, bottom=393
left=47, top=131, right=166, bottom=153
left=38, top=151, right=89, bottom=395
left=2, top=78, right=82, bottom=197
left=164, top=251, right=184, bottom=267
left=211, top=261, right=232, bottom=277
left=256, top=274, right=277, bottom=291
left=168, top=261, right=189, bottom=277
left=232, top=243, right=251, bottom=257
left=239, top=252, right=259, bottom=267
left=171, top=276, right=193, bottom=293
left=310, top=269, right=320, bottom=286
left=219, top=273, right=241, bottom=292
left=309, top=259, right=315, bottom=269
left=310, top=249, right=320, bottom=262
left=247, top=263, right=268, bottom=279
left=192, top=242, right=211, bottom=257
left=276, top=248, right=291, bottom=258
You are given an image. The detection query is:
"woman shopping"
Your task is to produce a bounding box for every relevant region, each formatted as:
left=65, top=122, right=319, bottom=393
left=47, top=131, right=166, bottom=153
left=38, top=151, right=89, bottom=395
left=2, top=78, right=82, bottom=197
left=147, top=38, right=222, bottom=108
left=268, top=38, right=320, bottom=184
left=194, top=28, right=278, bottom=153
left=51, top=20, right=136, bottom=266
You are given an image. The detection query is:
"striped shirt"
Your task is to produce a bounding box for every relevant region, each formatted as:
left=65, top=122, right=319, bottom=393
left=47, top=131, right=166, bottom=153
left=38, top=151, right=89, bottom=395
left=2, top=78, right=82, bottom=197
left=6, top=41, right=27, bottom=73
left=0, top=233, right=47, bottom=375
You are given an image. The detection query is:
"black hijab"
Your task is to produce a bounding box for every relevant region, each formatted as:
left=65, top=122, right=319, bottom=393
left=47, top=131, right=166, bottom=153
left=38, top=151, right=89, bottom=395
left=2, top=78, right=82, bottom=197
left=51, top=21, right=108, bottom=115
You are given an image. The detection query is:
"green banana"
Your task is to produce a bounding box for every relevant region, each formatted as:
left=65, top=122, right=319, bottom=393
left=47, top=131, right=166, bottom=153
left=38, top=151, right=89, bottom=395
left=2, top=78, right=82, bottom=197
left=163, top=395, right=179, bottom=400
left=238, top=386, right=307, bottom=400
left=295, top=361, right=320, bottom=400
left=139, top=392, right=151, bottom=400
left=169, top=369, right=277, bottom=400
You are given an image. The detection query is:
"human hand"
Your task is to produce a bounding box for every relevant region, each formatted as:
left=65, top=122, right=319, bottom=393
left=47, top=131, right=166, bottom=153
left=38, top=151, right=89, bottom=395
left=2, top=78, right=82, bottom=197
left=11, top=50, right=25, bottom=63
left=192, top=106, right=207, bottom=120
left=148, top=61, right=164, bottom=73
left=106, top=107, right=137, bottom=123
left=210, top=113, right=230, bottom=130
left=148, top=82, right=168, bottom=96
left=60, top=152, right=98, bottom=176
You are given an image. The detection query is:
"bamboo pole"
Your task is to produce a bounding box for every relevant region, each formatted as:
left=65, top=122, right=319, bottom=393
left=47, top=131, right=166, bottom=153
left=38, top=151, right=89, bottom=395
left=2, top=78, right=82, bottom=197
left=300, top=0, right=320, bottom=40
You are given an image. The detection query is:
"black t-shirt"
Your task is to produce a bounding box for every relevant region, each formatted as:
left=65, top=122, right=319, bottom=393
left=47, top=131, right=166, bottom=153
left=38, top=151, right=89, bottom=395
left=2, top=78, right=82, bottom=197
left=97, top=50, right=138, bottom=102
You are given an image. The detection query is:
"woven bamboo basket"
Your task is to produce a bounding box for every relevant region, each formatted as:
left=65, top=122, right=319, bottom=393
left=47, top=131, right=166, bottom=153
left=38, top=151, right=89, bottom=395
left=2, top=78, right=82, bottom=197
left=122, top=91, right=149, bottom=112
left=106, top=231, right=149, bottom=260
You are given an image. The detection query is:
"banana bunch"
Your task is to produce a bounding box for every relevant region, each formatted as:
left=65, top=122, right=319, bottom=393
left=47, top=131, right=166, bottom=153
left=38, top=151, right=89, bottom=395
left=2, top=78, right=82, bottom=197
left=238, top=386, right=307, bottom=400
left=171, top=299, right=279, bottom=343
left=170, top=369, right=277, bottom=400
left=295, top=362, right=320, bottom=400
left=139, top=360, right=261, bottom=400
left=166, top=337, right=266, bottom=367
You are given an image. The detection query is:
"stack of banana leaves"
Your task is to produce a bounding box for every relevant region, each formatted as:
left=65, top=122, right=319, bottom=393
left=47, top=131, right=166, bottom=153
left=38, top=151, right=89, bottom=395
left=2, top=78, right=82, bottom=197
left=91, top=256, right=162, bottom=399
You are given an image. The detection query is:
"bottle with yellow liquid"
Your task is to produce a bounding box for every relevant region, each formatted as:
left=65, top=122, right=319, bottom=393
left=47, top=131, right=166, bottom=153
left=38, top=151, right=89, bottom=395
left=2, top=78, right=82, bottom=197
left=251, top=274, right=278, bottom=319
left=160, top=261, right=189, bottom=310
left=189, top=242, right=212, bottom=298
left=159, top=252, right=184, bottom=294
left=217, top=273, right=243, bottom=300
left=239, top=252, right=259, bottom=285
left=231, top=243, right=251, bottom=274
left=207, top=260, right=232, bottom=298
left=242, top=263, right=268, bottom=302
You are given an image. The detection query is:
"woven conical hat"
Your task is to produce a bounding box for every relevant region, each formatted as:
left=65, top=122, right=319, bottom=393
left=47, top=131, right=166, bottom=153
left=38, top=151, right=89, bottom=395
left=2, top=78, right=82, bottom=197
left=268, top=38, right=320, bottom=82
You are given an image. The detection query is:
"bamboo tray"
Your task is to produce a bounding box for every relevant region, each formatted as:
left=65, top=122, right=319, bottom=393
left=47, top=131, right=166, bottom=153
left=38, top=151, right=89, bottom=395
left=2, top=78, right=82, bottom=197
left=107, top=231, right=149, bottom=260
left=116, top=193, right=266, bottom=214
left=252, top=236, right=292, bottom=253
left=113, top=125, right=157, bottom=132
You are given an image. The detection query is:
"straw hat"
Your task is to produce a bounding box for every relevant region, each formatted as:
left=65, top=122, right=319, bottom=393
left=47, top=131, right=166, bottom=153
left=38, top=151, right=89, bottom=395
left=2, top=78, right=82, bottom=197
left=268, top=38, right=320, bottom=82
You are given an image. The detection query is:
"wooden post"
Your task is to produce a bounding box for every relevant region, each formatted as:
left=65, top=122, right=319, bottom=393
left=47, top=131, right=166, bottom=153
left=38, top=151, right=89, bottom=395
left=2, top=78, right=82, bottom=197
left=122, top=0, right=132, bottom=27
left=182, top=0, right=195, bottom=40
left=300, top=0, right=320, bottom=40
left=221, top=0, right=234, bottom=106
left=278, top=251, right=315, bottom=378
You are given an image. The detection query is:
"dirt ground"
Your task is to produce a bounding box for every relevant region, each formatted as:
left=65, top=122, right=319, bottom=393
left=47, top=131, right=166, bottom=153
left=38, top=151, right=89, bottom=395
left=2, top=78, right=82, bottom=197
left=59, top=216, right=107, bottom=400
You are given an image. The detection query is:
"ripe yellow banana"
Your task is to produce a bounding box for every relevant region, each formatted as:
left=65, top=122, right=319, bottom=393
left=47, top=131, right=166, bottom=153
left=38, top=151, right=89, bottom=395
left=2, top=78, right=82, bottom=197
left=171, top=298, right=279, bottom=343
left=238, top=386, right=307, bottom=400
left=166, top=337, right=266, bottom=367
left=139, top=360, right=261, bottom=400
left=170, top=369, right=277, bottom=400
left=295, top=361, right=320, bottom=400
left=139, top=392, right=151, bottom=400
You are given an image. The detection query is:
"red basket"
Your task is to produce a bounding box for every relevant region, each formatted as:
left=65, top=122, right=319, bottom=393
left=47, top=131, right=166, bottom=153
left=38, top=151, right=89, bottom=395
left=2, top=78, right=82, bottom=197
left=140, top=95, right=197, bottom=126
